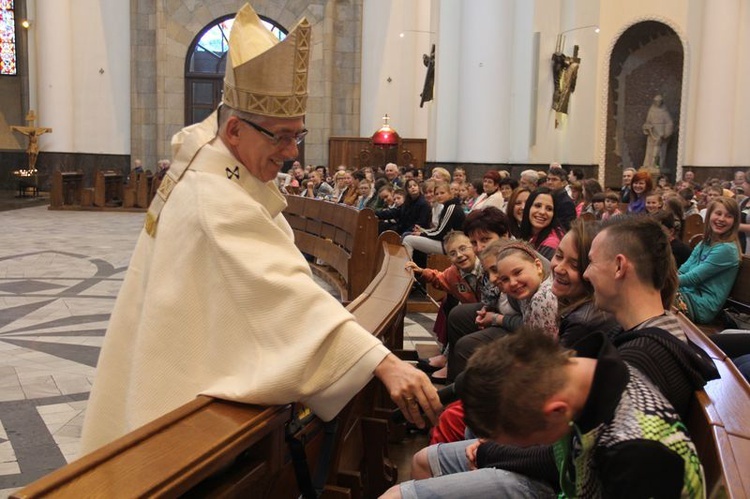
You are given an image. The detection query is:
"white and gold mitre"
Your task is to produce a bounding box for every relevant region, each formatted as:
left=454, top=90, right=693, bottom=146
left=223, top=3, right=310, bottom=118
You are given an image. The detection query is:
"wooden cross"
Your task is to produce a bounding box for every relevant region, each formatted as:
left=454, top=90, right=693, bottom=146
left=10, top=110, right=52, bottom=171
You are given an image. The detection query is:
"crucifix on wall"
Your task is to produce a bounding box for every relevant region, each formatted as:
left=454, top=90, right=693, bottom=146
left=10, top=110, right=52, bottom=171
left=552, top=39, right=581, bottom=127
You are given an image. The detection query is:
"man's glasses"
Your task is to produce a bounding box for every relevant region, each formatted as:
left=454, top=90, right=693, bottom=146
left=238, top=117, right=308, bottom=146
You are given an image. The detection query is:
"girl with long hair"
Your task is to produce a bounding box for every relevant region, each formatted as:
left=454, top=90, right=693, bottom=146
left=505, top=187, right=530, bottom=238
left=519, top=187, right=565, bottom=260
left=677, top=197, right=742, bottom=323
left=375, top=178, right=432, bottom=236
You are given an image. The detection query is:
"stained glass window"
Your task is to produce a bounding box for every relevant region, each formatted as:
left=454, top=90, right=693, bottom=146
left=0, top=0, right=16, bottom=75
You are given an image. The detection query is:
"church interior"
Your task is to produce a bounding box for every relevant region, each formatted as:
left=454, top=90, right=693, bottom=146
left=1, top=0, right=749, bottom=496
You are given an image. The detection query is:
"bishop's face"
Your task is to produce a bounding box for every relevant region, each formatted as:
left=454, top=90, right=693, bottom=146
left=229, top=115, right=305, bottom=183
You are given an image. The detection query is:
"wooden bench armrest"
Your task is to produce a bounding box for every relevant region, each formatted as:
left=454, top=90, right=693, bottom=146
left=12, top=398, right=290, bottom=498
left=677, top=310, right=750, bottom=497
left=12, top=234, right=413, bottom=499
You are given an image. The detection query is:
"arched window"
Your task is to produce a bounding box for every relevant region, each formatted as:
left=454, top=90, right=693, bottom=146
left=184, top=14, right=286, bottom=125
left=0, top=0, right=17, bottom=75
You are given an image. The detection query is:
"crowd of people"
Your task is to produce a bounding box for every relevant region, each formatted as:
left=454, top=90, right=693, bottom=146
left=85, top=4, right=748, bottom=496
left=278, top=160, right=748, bottom=497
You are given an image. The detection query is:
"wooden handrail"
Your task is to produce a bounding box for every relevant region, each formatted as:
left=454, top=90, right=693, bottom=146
left=12, top=236, right=413, bottom=499
left=677, top=311, right=750, bottom=498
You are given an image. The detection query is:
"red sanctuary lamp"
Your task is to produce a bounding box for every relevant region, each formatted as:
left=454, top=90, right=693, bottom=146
left=369, top=114, right=402, bottom=168
left=371, top=114, right=400, bottom=148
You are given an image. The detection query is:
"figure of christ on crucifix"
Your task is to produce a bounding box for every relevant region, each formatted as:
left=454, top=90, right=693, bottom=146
left=10, top=111, right=52, bottom=171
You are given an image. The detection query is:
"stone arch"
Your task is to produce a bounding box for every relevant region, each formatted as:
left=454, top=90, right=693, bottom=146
left=131, top=0, right=333, bottom=168
left=598, top=17, right=688, bottom=188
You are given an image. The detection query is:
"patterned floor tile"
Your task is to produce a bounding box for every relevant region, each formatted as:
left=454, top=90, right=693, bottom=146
left=0, top=205, right=442, bottom=497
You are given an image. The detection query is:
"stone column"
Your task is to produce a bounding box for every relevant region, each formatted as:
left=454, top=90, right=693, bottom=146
left=433, top=0, right=515, bottom=163
left=35, top=0, right=74, bottom=152
left=691, top=0, right=740, bottom=166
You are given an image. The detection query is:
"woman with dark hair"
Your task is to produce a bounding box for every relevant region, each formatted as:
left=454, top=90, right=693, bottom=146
left=505, top=187, right=530, bottom=238
left=471, top=170, right=504, bottom=211
left=552, top=219, right=620, bottom=346
left=653, top=210, right=692, bottom=267
left=498, top=177, right=519, bottom=208
left=375, top=178, right=432, bottom=236
left=578, top=178, right=603, bottom=217
left=627, top=170, right=653, bottom=214
left=464, top=179, right=483, bottom=211
left=519, top=187, right=565, bottom=260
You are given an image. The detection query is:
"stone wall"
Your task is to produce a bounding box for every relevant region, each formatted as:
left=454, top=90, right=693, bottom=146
left=130, top=0, right=362, bottom=169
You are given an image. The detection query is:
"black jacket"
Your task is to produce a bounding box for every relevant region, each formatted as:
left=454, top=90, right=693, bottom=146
left=376, top=195, right=432, bottom=235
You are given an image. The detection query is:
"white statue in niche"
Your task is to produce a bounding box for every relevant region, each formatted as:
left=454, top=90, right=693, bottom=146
left=642, top=94, right=673, bottom=169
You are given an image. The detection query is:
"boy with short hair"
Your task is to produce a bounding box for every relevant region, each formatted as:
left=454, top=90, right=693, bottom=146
left=461, top=328, right=704, bottom=498
left=406, top=231, right=482, bottom=304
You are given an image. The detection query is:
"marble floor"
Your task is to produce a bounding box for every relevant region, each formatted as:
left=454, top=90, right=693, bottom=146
left=0, top=205, right=438, bottom=497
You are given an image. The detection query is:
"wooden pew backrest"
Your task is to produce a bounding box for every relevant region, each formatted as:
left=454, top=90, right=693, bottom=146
left=12, top=237, right=414, bottom=499
left=677, top=311, right=750, bottom=498
left=682, top=213, right=705, bottom=244
left=284, top=196, right=379, bottom=300
left=727, top=255, right=750, bottom=310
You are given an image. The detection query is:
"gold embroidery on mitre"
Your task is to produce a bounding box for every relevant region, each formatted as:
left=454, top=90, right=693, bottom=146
left=223, top=4, right=310, bottom=118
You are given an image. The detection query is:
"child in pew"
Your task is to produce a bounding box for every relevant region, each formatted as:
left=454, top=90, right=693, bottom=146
left=405, top=231, right=482, bottom=308
left=676, top=197, right=741, bottom=324
left=479, top=241, right=558, bottom=338
left=590, top=192, right=606, bottom=219
left=406, top=231, right=483, bottom=445
left=406, top=231, right=482, bottom=372
left=426, top=240, right=558, bottom=444
left=645, top=190, right=664, bottom=214
left=601, top=191, right=622, bottom=221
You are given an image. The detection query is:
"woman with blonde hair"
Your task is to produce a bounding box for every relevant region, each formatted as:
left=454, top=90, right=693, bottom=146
left=431, top=167, right=452, bottom=183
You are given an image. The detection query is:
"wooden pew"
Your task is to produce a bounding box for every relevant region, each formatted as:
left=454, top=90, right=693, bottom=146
left=123, top=172, right=154, bottom=208
left=698, top=254, right=750, bottom=335
left=682, top=213, right=705, bottom=244
left=49, top=171, right=84, bottom=208
left=12, top=233, right=413, bottom=499
left=93, top=170, right=125, bottom=207
left=726, top=255, right=750, bottom=313
left=283, top=195, right=380, bottom=301
left=675, top=311, right=750, bottom=498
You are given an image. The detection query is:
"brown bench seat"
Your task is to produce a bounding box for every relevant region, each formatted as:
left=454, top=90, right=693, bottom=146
left=677, top=311, right=750, bottom=497
left=697, top=254, right=750, bottom=335
left=11, top=234, right=414, bottom=499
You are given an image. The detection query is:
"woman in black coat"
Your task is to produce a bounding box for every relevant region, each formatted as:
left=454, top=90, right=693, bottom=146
left=376, top=178, right=432, bottom=236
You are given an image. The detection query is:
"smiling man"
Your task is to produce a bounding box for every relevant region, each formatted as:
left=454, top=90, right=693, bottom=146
left=80, top=3, right=439, bottom=454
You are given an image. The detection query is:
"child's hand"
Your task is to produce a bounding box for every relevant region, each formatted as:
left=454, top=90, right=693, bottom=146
left=465, top=439, right=484, bottom=470
left=474, top=307, right=487, bottom=328
left=405, top=261, right=423, bottom=274
left=412, top=225, right=423, bottom=235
